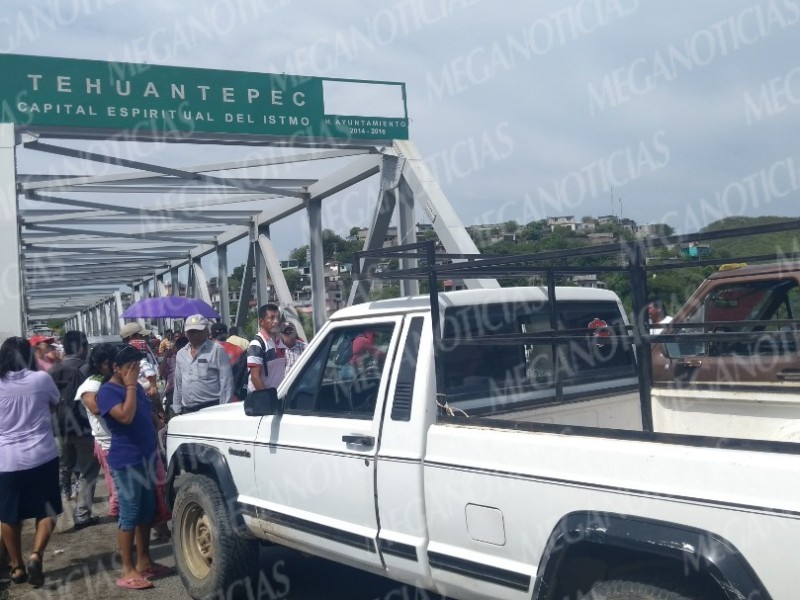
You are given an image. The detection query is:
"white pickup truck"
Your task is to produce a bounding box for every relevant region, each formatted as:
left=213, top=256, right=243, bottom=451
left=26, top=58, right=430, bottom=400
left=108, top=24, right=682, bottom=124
left=165, top=284, right=799, bottom=600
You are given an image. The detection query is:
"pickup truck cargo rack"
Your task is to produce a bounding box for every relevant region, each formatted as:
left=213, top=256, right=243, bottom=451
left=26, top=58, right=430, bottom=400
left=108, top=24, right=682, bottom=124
left=353, top=218, right=800, bottom=433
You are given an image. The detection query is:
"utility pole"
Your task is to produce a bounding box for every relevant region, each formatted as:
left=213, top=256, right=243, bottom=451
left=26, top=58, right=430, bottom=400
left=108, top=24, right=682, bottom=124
left=610, top=186, right=615, bottom=217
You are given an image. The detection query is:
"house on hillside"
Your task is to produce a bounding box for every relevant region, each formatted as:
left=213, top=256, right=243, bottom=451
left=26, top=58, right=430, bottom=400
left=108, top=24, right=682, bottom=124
left=547, top=216, right=577, bottom=231
left=587, top=232, right=615, bottom=245
left=596, top=215, right=618, bottom=226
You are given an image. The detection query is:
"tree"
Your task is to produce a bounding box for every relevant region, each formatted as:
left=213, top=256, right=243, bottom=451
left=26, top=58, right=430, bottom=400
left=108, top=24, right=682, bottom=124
left=418, top=229, right=438, bottom=242
left=231, top=264, right=246, bottom=280
left=229, top=264, right=246, bottom=291
left=47, top=319, right=65, bottom=335
left=540, top=226, right=579, bottom=250
left=288, top=229, right=363, bottom=267
left=297, top=313, right=315, bottom=340
left=519, top=220, right=547, bottom=242
left=368, top=284, right=401, bottom=301
left=289, top=246, right=308, bottom=265
left=282, top=269, right=305, bottom=296
left=649, top=223, right=675, bottom=237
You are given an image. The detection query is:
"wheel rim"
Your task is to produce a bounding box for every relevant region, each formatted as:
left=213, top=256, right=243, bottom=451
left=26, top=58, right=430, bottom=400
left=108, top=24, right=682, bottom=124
left=180, top=501, right=214, bottom=579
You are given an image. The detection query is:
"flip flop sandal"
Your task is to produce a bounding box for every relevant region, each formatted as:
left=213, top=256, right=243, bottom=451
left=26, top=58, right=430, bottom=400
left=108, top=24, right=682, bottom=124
left=27, top=552, right=44, bottom=587
left=10, top=565, right=28, bottom=584
left=140, top=563, right=174, bottom=579
left=116, top=577, right=154, bottom=590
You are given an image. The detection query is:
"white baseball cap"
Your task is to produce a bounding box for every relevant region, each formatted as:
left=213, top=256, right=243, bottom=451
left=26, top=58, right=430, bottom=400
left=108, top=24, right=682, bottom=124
left=120, top=322, right=150, bottom=339
left=184, top=314, right=210, bottom=332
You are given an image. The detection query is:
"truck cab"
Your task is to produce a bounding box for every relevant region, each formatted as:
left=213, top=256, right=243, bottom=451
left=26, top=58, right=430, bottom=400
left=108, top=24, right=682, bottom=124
left=650, top=262, right=800, bottom=441
left=165, top=287, right=644, bottom=599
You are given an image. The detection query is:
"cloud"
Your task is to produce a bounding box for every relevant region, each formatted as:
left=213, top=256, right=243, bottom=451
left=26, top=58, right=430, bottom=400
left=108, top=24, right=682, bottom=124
left=4, top=0, right=799, bottom=246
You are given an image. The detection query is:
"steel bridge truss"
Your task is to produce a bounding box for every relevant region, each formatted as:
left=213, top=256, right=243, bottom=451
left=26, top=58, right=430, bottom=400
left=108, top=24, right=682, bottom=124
left=0, top=124, right=494, bottom=341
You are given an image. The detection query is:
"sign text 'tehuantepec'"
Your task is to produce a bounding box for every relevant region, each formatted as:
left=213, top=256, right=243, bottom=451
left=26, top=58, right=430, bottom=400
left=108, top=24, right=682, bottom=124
left=0, top=54, right=408, bottom=142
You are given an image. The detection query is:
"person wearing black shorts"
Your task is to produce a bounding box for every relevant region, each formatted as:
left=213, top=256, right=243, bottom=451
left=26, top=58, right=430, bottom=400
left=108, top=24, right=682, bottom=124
left=0, top=337, right=63, bottom=587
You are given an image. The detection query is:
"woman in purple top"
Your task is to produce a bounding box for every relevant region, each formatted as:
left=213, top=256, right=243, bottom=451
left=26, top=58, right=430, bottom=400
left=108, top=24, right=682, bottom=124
left=97, top=345, right=171, bottom=590
left=0, top=337, right=62, bottom=587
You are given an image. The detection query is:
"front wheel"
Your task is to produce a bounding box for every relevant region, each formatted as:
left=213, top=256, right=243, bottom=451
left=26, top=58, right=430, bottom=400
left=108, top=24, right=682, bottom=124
left=586, top=578, right=700, bottom=600
left=172, top=474, right=259, bottom=599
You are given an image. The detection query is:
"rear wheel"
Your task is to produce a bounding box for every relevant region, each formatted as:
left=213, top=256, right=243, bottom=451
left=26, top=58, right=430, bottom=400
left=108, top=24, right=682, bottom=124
left=586, top=577, right=700, bottom=600
left=172, top=474, right=259, bottom=599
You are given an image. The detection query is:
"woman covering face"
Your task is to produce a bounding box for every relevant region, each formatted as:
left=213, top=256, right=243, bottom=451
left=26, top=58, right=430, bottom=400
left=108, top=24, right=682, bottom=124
left=96, top=345, right=172, bottom=590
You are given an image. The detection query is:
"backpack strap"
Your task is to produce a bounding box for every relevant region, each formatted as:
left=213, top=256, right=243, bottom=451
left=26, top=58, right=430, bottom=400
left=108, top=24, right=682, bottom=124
left=255, top=334, right=268, bottom=374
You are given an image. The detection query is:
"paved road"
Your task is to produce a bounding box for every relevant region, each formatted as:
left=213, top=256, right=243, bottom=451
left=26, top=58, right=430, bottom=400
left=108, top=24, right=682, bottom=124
left=7, top=481, right=446, bottom=600
left=9, top=537, right=445, bottom=600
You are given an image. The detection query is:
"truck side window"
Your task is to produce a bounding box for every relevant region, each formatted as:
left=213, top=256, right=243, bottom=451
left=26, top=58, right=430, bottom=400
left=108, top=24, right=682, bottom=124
left=670, top=279, right=800, bottom=357
left=556, top=302, right=636, bottom=383
left=284, top=324, right=395, bottom=419
left=440, top=300, right=635, bottom=413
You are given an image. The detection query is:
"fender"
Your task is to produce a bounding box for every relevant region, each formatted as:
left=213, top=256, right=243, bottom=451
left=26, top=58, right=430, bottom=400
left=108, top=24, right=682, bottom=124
left=532, top=512, right=771, bottom=600
left=166, top=442, right=245, bottom=530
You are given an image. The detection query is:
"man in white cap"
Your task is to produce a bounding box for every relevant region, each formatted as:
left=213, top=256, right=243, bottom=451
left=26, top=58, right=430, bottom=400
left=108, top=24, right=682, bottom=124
left=172, top=314, right=233, bottom=415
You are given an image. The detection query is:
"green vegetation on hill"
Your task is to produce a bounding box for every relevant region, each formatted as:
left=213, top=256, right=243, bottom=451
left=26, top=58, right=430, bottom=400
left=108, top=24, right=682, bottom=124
left=702, top=216, right=800, bottom=260
left=469, top=215, right=800, bottom=315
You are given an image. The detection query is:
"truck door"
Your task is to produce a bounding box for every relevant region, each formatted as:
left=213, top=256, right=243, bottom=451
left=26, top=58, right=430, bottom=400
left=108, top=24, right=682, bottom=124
left=251, top=316, right=403, bottom=571
left=652, top=275, right=800, bottom=440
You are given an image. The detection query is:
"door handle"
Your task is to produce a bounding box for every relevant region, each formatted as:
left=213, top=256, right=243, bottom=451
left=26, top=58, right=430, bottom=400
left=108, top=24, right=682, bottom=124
left=676, top=359, right=702, bottom=368
left=342, top=434, right=375, bottom=447
left=777, top=369, right=800, bottom=382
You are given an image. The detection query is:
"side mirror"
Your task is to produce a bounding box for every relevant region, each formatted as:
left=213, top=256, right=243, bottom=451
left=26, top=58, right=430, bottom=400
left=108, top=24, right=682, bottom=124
left=244, top=388, right=281, bottom=416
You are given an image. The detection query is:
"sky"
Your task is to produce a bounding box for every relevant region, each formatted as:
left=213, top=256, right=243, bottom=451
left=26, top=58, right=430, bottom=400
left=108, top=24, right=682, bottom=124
left=5, top=0, right=800, bottom=270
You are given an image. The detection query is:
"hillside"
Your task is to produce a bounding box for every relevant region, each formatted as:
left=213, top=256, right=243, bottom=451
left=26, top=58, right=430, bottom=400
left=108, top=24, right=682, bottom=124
left=702, top=216, right=800, bottom=260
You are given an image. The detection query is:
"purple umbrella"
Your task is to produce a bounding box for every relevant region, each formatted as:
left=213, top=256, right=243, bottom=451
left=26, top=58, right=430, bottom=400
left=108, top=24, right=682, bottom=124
left=122, top=297, right=220, bottom=319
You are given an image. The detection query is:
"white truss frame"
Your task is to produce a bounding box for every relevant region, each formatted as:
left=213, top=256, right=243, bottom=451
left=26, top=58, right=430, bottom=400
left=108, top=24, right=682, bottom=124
left=0, top=122, right=493, bottom=341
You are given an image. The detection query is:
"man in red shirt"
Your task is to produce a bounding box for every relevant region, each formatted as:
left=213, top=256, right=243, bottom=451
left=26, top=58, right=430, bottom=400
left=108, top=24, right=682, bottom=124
left=210, top=323, right=245, bottom=402
left=210, top=323, right=244, bottom=366
left=350, top=330, right=386, bottom=368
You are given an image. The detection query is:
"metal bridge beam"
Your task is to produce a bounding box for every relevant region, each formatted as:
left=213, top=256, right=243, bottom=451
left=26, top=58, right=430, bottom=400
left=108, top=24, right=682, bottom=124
left=348, top=154, right=403, bottom=305
left=0, top=124, right=24, bottom=339
left=395, top=139, right=499, bottom=290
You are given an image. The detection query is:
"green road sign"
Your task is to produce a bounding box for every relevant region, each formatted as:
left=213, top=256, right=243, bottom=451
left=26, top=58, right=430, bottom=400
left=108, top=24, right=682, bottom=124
left=0, top=54, right=408, bottom=142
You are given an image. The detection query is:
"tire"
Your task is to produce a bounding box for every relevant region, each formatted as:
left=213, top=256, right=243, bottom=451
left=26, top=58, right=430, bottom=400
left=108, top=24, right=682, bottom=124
left=586, top=578, right=700, bottom=600
left=172, top=473, right=259, bottom=599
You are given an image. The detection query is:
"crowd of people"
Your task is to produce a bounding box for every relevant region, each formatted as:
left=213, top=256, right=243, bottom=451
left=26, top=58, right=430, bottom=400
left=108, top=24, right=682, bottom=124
left=0, top=303, right=306, bottom=591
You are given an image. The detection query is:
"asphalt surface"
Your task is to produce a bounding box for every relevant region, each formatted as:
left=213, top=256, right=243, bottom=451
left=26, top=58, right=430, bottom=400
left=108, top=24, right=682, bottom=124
left=4, top=480, right=446, bottom=600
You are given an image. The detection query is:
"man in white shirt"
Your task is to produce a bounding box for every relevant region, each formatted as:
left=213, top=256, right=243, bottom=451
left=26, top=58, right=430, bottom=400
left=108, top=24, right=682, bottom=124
left=172, top=314, right=234, bottom=414
left=648, top=299, right=673, bottom=335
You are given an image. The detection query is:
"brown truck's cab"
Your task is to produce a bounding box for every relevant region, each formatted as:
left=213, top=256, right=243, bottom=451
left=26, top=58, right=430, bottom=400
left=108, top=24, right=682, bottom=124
left=650, top=262, right=800, bottom=441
